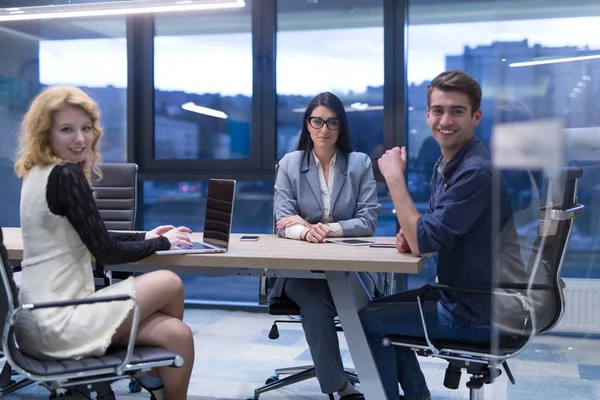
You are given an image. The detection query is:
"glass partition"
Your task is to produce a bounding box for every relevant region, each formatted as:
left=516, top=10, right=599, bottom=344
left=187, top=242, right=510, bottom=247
left=408, top=1, right=600, bottom=398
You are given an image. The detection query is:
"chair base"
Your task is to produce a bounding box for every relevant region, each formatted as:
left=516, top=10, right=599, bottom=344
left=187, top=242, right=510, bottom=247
left=251, top=365, right=359, bottom=399
left=47, top=382, right=116, bottom=399
left=0, top=376, right=36, bottom=397
left=469, top=385, right=484, bottom=400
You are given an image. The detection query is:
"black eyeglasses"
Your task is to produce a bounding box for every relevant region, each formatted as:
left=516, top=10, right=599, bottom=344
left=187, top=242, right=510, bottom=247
left=306, top=117, right=341, bottom=130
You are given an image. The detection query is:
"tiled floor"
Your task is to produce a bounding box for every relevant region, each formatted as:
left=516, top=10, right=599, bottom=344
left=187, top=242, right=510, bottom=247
left=3, top=308, right=600, bottom=399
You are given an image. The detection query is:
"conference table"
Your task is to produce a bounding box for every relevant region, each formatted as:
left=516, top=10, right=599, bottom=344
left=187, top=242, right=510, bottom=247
left=3, top=228, right=427, bottom=400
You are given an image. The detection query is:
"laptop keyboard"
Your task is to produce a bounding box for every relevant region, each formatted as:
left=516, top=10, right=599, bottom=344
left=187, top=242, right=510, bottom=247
left=178, top=241, right=213, bottom=250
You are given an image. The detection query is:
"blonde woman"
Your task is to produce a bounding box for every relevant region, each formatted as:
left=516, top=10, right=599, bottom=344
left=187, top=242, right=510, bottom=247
left=14, top=85, right=194, bottom=400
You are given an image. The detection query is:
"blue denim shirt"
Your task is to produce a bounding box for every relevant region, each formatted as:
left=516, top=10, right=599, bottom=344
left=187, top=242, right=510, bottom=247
left=416, top=138, right=516, bottom=323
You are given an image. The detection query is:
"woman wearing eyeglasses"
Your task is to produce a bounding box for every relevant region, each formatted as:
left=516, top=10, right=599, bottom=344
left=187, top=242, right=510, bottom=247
left=271, top=92, right=381, bottom=400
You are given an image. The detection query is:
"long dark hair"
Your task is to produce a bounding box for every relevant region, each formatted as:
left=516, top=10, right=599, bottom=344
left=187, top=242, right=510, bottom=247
left=297, top=92, right=352, bottom=167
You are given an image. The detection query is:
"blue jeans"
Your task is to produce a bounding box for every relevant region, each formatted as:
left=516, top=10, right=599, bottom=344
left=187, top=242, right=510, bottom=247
left=359, top=289, right=491, bottom=400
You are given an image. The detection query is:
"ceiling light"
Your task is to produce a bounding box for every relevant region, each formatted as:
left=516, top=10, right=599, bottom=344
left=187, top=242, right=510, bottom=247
left=182, top=102, right=228, bottom=119
left=509, top=54, right=600, bottom=68
left=0, top=0, right=245, bottom=22
left=292, top=104, right=384, bottom=113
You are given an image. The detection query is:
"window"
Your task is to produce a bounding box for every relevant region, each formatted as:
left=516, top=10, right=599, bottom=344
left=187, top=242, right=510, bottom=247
left=276, top=0, right=384, bottom=159
left=406, top=1, right=600, bottom=279
left=0, top=17, right=127, bottom=227
left=153, top=6, right=252, bottom=160
left=143, top=179, right=274, bottom=303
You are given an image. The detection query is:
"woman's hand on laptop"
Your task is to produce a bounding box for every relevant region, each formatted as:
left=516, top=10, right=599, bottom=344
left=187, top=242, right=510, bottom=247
left=163, top=228, right=194, bottom=249
left=145, top=225, right=192, bottom=240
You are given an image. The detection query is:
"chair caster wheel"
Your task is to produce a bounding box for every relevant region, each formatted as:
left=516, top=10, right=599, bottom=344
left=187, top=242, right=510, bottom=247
left=129, top=379, right=142, bottom=392
left=97, top=392, right=116, bottom=400
left=265, top=375, right=279, bottom=384
left=49, top=388, right=70, bottom=399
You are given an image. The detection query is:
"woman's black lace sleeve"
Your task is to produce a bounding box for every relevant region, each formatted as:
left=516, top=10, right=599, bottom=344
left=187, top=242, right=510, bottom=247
left=109, top=232, right=146, bottom=241
left=46, top=163, right=170, bottom=264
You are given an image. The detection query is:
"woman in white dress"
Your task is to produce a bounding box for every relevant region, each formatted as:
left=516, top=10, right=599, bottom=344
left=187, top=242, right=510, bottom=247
left=14, top=85, right=195, bottom=400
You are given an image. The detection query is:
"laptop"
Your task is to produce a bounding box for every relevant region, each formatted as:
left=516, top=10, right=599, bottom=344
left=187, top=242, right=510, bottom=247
left=155, top=179, right=236, bottom=255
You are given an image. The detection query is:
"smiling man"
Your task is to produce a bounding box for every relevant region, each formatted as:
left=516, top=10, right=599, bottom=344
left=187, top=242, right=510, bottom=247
left=358, top=70, right=521, bottom=400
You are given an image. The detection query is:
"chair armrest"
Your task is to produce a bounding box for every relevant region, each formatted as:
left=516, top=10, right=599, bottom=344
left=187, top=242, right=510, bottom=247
left=540, top=204, right=585, bottom=220
left=20, top=294, right=132, bottom=310
left=417, top=283, right=491, bottom=299
left=11, top=294, right=141, bottom=375
left=419, top=282, right=554, bottom=296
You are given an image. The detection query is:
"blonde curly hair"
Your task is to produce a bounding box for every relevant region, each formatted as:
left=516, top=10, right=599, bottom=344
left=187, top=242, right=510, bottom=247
left=14, top=85, right=103, bottom=182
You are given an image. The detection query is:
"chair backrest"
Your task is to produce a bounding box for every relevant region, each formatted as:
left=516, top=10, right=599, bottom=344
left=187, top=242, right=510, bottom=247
left=0, top=228, right=22, bottom=363
left=0, top=228, right=18, bottom=330
left=526, top=166, right=584, bottom=333
left=92, top=163, right=138, bottom=231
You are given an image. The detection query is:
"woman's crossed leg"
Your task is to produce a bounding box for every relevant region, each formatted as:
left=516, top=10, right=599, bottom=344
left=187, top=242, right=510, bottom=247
left=111, top=270, right=195, bottom=400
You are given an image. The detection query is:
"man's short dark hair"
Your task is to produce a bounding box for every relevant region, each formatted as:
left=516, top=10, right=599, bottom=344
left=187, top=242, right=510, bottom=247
left=427, top=70, right=482, bottom=114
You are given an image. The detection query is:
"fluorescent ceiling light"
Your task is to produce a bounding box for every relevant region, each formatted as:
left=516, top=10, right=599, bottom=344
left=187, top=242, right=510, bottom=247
left=509, top=54, right=600, bottom=68
left=182, top=102, right=228, bottom=119
left=0, top=0, right=245, bottom=22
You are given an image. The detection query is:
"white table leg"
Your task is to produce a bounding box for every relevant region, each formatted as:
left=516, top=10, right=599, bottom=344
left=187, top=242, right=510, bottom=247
left=326, top=271, right=387, bottom=400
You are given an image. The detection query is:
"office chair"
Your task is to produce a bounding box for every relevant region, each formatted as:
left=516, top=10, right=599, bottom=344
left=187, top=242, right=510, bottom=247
left=383, top=167, right=584, bottom=400
left=91, top=162, right=139, bottom=288
left=0, top=227, right=183, bottom=399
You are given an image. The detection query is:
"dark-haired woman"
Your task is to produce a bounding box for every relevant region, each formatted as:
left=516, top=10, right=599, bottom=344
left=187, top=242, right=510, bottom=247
left=271, top=92, right=381, bottom=400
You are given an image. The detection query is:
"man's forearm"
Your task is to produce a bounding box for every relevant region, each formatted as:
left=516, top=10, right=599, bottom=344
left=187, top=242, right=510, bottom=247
left=387, top=174, right=422, bottom=255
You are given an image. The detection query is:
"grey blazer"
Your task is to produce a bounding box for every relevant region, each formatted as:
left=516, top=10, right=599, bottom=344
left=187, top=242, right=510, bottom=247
left=270, top=150, right=382, bottom=300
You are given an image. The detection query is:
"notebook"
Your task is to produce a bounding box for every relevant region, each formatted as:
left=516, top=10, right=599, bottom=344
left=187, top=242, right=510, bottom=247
left=155, top=179, right=236, bottom=255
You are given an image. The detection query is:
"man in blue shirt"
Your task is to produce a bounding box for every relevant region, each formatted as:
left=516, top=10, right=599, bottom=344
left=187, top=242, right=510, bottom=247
left=359, top=70, right=520, bottom=400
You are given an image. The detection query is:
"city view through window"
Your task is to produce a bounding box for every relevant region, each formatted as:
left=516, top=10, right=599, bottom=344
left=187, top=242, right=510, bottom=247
left=0, top=10, right=598, bottom=302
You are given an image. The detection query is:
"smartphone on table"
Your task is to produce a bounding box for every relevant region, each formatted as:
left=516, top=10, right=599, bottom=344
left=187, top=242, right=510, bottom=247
left=240, top=235, right=260, bottom=241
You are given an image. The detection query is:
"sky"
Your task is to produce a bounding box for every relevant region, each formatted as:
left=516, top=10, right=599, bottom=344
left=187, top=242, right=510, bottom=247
left=38, top=16, right=600, bottom=96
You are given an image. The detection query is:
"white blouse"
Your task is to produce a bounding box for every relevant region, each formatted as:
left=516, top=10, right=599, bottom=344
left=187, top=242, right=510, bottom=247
left=285, top=151, right=343, bottom=240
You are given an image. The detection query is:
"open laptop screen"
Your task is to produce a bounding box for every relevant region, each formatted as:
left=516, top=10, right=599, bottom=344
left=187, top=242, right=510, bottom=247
left=203, top=179, right=236, bottom=249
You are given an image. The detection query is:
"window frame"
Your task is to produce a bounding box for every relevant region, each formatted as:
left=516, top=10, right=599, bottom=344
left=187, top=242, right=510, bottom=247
left=126, top=0, right=407, bottom=184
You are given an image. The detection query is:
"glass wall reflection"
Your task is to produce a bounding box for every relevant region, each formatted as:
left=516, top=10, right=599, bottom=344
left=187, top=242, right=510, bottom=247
left=143, top=179, right=274, bottom=303
left=276, top=0, right=384, bottom=159
left=407, top=3, right=600, bottom=281
left=0, top=17, right=127, bottom=227
left=153, top=4, right=252, bottom=160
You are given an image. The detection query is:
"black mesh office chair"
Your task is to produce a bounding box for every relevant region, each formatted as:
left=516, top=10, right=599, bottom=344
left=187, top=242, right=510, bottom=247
left=91, top=163, right=139, bottom=287
left=383, top=167, right=584, bottom=400
left=0, top=227, right=183, bottom=399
